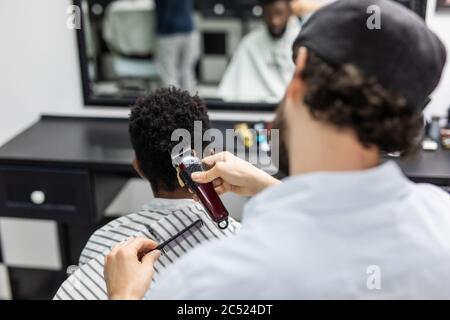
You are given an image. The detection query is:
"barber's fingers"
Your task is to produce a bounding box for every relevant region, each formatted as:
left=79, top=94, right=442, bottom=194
left=212, top=178, right=224, bottom=188
left=193, top=179, right=229, bottom=196
left=141, top=250, right=161, bottom=268
left=214, top=184, right=228, bottom=195
left=192, top=162, right=229, bottom=184
left=125, top=237, right=159, bottom=255
left=200, top=151, right=232, bottom=168
left=191, top=168, right=216, bottom=183
left=110, top=237, right=134, bottom=255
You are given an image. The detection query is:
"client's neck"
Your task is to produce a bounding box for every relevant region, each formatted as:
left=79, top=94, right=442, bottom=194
left=153, top=187, right=193, bottom=200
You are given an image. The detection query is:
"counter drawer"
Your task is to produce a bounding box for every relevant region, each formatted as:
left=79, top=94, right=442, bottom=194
left=0, top=166, right=95, bottom=222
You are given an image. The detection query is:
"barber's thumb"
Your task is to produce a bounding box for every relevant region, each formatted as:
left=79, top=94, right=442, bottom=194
left=191, top=171, right=209, bottom=183
left=192, top=165, right=222, bottom=183
left=142, top=250, right=161, bottom=267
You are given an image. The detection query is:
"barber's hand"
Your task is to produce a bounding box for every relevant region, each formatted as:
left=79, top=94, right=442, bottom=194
left=191, top=151, right=281, bottom=197
left=104, top=237, right=161, bottom=300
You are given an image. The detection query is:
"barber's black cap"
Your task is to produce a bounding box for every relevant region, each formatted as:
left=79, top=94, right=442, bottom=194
left=293, top=0, right=447, bottom=111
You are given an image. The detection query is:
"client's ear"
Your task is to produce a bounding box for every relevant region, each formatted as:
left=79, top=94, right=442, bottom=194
left=175, top=167, right=186, bottom=188
left=132, top=158, right=145, bottom=179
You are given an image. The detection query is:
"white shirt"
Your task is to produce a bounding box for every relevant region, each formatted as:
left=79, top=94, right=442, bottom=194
left=148, top=162, right=450, bottom=299
left=218, top=17, right=301, bottom=103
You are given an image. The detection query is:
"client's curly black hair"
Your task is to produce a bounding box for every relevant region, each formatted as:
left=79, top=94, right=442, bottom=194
left=301, top=51, right=424, bottom=154
left=129, top=87, right=210, bottom=192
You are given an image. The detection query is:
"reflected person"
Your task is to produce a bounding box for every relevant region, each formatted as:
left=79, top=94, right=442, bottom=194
left=155, top=0, right=199, bottom=91
left=218, top=0, right=320, bottom=103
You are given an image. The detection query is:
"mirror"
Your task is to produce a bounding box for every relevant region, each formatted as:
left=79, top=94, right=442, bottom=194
left=75, top=0, right=427, bottom=110
left=75, top=0, right=304, bottom=110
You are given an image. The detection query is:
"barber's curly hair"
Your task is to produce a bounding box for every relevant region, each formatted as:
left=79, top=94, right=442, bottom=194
left=129, top=87, right=210, bottom=192
left=301, top=51, right=424, bottom=154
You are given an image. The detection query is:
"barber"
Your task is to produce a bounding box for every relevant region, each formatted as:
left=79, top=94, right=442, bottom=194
left=104, top=0, right=450, bottom=299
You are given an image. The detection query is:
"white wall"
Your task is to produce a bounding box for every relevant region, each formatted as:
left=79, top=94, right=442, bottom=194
left=0, top=0, right=449, bottom=145
left=0, top=0, right=84, bottom=146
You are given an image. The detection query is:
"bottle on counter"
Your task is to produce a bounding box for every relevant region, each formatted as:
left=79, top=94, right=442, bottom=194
left=429, top=116, right=441, bottom=142
left=441, top=107, right=450, bottom=150
left=446, top=107, right=450, bottom=129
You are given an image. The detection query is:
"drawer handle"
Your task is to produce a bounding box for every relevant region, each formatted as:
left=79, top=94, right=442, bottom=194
left=30, top=190, right=46, bottom=205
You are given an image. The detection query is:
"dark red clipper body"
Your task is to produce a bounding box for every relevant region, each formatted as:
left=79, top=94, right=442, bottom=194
left=172, top=150, right=229, bottom=229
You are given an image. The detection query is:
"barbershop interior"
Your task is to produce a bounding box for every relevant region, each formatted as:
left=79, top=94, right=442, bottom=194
left=0, top=0, right=449, bottom=301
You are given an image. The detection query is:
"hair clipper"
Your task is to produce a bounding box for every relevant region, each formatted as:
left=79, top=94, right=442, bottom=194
left=171, top=148, right=229, bottom=229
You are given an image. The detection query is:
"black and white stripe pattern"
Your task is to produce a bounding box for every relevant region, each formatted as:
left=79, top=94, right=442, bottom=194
left=54, top=201, right=240, bottom=300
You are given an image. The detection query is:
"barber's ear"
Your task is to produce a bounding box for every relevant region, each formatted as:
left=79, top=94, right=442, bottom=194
left=132, top=158, right=145, bottom=179
left=287, top=46, right=308, bottom=101
left=295, top=46, right=308, bottom=75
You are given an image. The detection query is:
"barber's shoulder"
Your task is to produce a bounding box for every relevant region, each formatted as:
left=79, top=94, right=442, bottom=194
left=413, top=183, right=450, bottom=207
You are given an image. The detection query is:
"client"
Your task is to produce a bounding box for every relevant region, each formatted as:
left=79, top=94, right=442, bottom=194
left=54, top=87, right=240, bottom=300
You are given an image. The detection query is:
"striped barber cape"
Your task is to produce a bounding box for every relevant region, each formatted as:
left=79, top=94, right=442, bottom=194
left=53, top=198, right=240, bottom=300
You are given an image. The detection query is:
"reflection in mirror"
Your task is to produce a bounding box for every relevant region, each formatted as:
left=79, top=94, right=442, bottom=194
left=78, top=0, right=320, bottom=107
